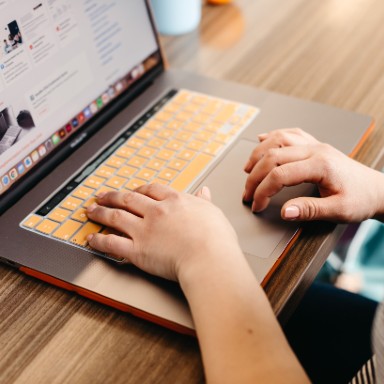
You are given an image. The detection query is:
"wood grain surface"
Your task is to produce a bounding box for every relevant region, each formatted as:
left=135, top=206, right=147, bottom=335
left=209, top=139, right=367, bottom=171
left=1, top=1, right=384, bottom=383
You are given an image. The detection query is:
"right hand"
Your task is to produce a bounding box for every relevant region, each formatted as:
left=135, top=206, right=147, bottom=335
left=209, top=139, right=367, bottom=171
left=243, top=128, right=384, bottom=223
left=86, top=184, right=241, bottom=282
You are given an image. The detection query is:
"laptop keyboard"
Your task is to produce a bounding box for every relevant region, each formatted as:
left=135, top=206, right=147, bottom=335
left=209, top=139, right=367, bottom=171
left=20, top=89, right=259, bottom=261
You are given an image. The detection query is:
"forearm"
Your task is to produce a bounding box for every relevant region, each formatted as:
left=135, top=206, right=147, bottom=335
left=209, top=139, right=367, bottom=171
left=373, top=169, right=384, bottom=222
left=180, top=246, right=309, bottom=384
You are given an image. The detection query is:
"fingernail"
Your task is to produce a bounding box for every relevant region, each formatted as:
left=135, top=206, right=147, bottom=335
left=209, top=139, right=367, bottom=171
left=258, top=133, right=268, bottom=141
left=244, top=160, right=252, bottom=171
left=87, top=234, right=94, bottom=242
left=243, top=192, right=253, bottom=205
left=284, top=205, right=300, bottom=219
left=251, top=201, right=259, bottom=212
left=87, top=203, right=97, bottom=213
left=96, top=192, right=107, bottom=199
left=201, top=186, right=211, bottom=199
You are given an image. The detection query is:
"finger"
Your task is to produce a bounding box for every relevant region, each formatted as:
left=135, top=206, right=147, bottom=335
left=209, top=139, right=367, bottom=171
left=97, top=190, right=154, bottom=217
left=244, top=135, right=290, bottom=174
left=87, top=203, right=140, bottom=235
left=244, top=143, right=266, bottom=173
left=268, top=128, right=319, bottom=145
left=194, top=186, right=212, bottom=201
left=135, top=182, right=179, bottom=201
left=251, top=158, right=323, bottom=212
left=282, top=195, right=346, bottom=222
left=244, top=129, right=319, bottom=173
left=257, top=132, right=268, bottom=142
left=243, top=146, right=312, bottom=202
left=87, top=233, right=134, bottom=262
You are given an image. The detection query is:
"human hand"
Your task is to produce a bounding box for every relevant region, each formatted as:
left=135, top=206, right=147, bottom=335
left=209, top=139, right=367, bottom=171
left=243, top=128, right=384, bottom=222
left=86, top=184, right=241, bottom=281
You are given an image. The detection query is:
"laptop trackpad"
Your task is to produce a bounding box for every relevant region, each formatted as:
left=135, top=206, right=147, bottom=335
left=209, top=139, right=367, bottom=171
left=193, top=139, right=313, bottom=259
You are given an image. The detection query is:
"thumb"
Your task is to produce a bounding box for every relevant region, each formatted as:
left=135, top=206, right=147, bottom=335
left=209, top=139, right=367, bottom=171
left=282, top=196, right=341, bottom=221
left=194, top=186, right=212, bottom=201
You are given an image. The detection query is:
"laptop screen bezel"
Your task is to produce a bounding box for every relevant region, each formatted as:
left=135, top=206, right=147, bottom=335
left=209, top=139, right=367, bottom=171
left=0, top=0, right=165, bottom=214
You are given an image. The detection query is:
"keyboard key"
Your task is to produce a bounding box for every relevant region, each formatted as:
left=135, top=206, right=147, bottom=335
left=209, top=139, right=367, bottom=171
left=195, top=130, right=214, bottom=141
left=72, top=186, right=94, bottom=200
left=22, top=215, right=43, bottom=228
left=127, top=155, right=146, bottom=168
left=146, top=158, right=166, bottom=171
left=126, top=137, right=145, bottom=149
left=49, top=207, right=71, bottom=223
left=105, top=156, right=125, bottom=168
left=168, top=159, right=187, bottom=171
left=155, top=111, right=173, bottom=122
left=95, top=165, right=116, bottom=178
left=125, top=178, right=146, bottom=190
left=166, top=140, right=183, bottom=151
left=193, top=113, right=210, bottom=124
left=175, top=111, right=193, bottom=121
left=163, top=103, right=180, bottom=114
left=115, top=146, right=135, bottom=159
left=175, top=130, right=193, bottom=142
left=83, top=175, right=105, bottom=189
left=205, top=122, right=222, bottom=132
left=177, top=149, right=196, bottom=161
left=172, top=91, right=191, bottom=104
left=70, top=222, right=102, bottom=246
left=136, top=168, right=156, bottom=181
left=157, top=129, right=173, bottom=139
left=214, top=104, right=237, bottom=123
left=61, top=196, right=83, bottom=211
left=204, top=142, right=223, bottom=155
left=215, top=133, right=232, bottom=143
left=166, top=120, right=183, bottom=130
left=192, top=95, right=209, bottom=104
left=184, top=122, right=201, bottom=132
left=53, top=220, right=82, bottom=241
left=156, top=149, right=176, bottom=161
left=71, top=208, right=88, bottom=223
left=183, top=103, right=201, bottom=113
left=35, top=219, right=60, bottom=235
left=202, top=102, right=221, bottom=115
left=135, top=128, right=156, bottom=140
left=187, top=140, right=205, bottom=151
left=106, top=176, right=127, bottom=189
left=147, top=137, right=166, bottom=148
left=137, top=146, right=156, bottom=159
left=158, top=168, right=178, bottom=181
left=116, top=165, right=137, bottom=178
left=170, top=153, right=213, bottom=191
left=146, top=119, right=163, bottom=130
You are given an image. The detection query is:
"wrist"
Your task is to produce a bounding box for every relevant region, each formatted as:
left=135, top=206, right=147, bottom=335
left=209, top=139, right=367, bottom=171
left=177, top=241, right=246, bottom=297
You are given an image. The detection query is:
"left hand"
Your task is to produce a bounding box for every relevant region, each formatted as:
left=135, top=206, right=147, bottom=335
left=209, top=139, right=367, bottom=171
left=242, top=128, right=384, bottom=222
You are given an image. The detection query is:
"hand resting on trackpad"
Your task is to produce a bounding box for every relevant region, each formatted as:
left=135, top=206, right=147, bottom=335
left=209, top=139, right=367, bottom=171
left=193, top=139, right=314, bottom=259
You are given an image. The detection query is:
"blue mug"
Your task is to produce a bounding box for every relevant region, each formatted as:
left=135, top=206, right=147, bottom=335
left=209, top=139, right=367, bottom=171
left=151, top=0, right=201, bottom=36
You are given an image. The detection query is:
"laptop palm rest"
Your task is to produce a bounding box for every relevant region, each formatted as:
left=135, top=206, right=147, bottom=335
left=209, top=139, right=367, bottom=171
left=193, top=139, right=313, bottom=280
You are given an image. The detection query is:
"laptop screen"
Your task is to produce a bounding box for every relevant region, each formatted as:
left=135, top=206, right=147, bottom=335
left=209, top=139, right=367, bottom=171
left=0, top=0, right=160, bottom=196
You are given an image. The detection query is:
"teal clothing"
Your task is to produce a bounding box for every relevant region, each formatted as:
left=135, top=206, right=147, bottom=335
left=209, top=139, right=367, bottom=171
left=343, top=220, right=384, bottom=302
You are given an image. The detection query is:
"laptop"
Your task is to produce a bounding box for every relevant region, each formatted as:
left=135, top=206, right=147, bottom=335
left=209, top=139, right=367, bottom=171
left=0, top=1, right=373, bottom=334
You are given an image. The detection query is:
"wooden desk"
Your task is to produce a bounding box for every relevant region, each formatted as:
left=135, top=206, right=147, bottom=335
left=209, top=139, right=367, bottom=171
left=1, top=1, right=384, bottom=383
